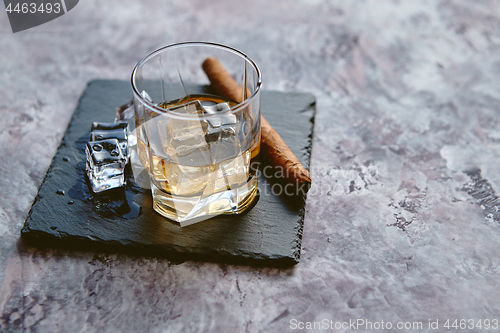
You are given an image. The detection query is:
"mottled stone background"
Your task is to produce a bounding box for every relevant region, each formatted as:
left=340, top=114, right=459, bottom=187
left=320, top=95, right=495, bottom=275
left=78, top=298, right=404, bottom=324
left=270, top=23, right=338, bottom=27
left=1, top=0, right=500, bottom=332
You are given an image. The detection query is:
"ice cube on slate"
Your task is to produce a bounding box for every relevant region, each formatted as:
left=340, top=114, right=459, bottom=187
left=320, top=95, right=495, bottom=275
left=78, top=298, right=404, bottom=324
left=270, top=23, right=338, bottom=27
left=89, top=122, right=129, bottom=161
left=114, top=101, right=136, bottom=147
left=86, top=139, right=127, bottom=193
left=114, top=100, right=134, bottom=123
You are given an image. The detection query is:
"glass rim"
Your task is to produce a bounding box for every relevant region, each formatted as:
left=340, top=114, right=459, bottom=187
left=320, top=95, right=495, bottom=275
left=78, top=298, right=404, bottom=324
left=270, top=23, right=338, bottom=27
left=130, top=41, right=262, bottom=119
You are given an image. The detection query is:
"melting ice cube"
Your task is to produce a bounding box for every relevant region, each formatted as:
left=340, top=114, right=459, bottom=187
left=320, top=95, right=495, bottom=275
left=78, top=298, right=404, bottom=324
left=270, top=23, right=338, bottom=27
left=86, top=138, right=127, bottom=193
left=200, top=102, right=240, bottom=162
left=202, top=102, right=237, bottom=128
left=90, top=122, right=129, bottom=160
left=155, top=100, right=212, bottom=164
left=167, top=99, right=206, bottom=140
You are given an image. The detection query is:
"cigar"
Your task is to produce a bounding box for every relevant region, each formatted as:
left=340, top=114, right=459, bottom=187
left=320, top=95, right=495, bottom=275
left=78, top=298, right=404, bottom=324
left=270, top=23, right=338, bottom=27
left=202, top=57, right=311, bottom=187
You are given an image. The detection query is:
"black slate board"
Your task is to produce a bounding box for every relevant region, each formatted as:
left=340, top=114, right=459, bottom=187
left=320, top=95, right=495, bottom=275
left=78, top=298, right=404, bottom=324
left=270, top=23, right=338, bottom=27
left=21, top=80, right=315, bottom=266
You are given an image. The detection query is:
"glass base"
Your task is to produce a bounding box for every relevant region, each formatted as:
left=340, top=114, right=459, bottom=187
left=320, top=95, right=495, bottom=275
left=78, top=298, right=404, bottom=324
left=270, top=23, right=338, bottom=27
left=151, top=175, right=259, bottom=227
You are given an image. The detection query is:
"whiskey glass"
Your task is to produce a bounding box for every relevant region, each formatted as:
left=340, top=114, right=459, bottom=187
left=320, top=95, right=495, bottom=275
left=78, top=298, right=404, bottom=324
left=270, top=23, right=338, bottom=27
left=131, top=42, right=261, bottom=226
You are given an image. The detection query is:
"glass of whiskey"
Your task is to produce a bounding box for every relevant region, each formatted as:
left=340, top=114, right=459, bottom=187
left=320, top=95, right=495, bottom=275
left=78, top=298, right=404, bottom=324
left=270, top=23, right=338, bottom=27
left=131, top=42, right=261, bottom=226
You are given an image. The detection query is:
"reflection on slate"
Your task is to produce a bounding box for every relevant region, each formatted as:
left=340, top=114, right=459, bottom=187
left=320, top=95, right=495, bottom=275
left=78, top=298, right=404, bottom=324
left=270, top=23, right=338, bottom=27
left=21, top=80, right=315, bottom=266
